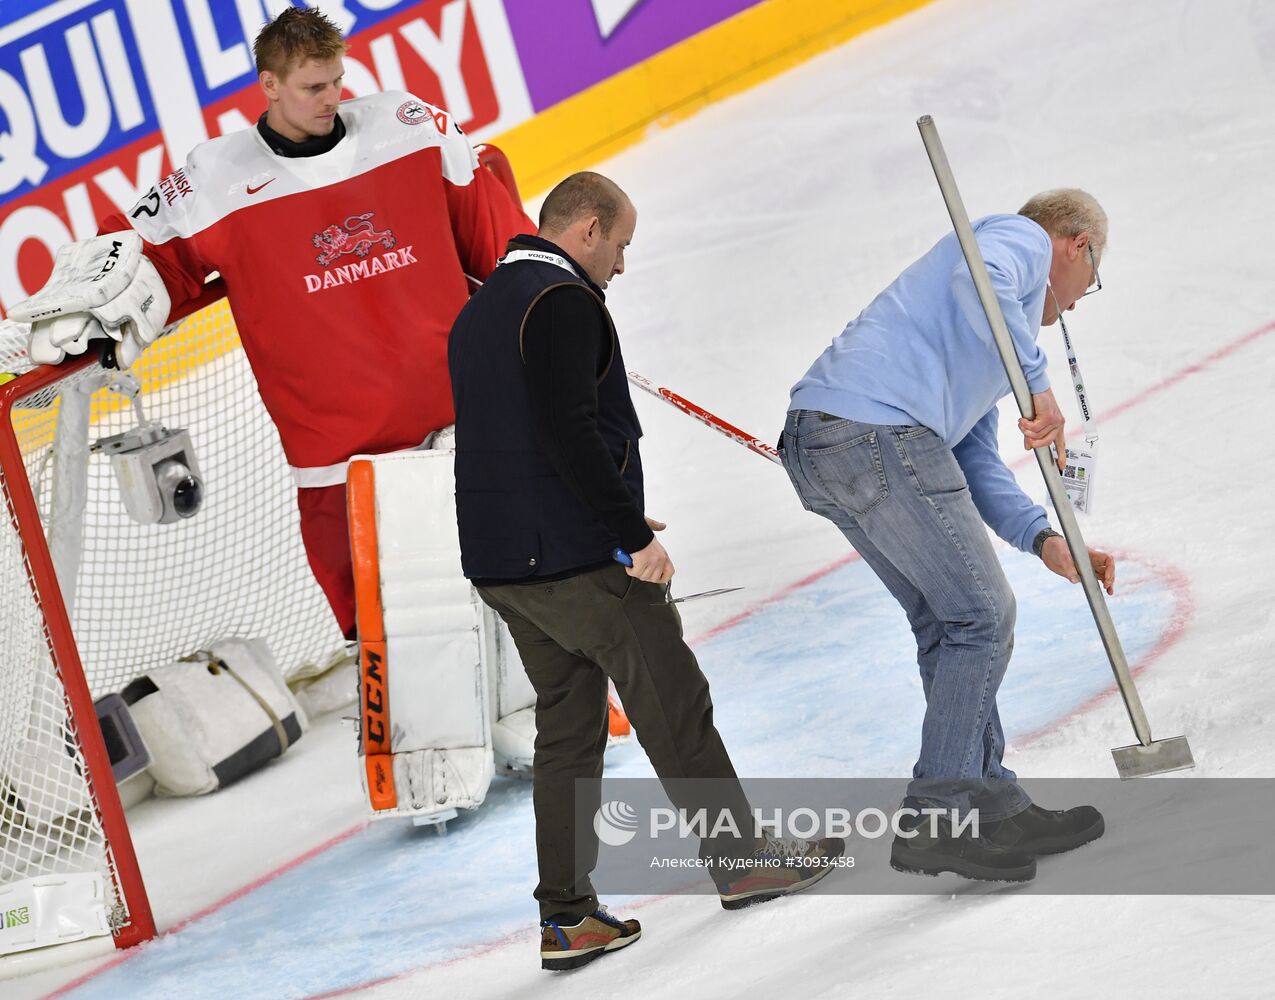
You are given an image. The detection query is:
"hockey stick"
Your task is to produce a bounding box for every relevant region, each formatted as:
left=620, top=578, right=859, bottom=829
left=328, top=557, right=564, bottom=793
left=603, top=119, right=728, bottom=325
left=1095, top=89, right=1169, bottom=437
left=625, top=370, right=781, bottom=465
left=917, top=114, right=1193, bottom=779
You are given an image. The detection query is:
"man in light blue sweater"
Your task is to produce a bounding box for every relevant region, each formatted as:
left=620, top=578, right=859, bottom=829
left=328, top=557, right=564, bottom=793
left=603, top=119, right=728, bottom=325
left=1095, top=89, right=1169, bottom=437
left=782, top=189, right=1115, bottom=882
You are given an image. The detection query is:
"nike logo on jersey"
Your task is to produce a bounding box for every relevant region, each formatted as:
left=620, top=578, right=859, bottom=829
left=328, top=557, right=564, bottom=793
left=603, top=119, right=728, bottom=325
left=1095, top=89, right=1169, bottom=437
left=246, top=178, right=275, bottom=195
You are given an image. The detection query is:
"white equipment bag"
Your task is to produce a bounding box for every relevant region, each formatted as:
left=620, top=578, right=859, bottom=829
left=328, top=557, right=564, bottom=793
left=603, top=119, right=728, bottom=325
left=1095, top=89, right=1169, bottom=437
left=121, top=638, right=308, bottom=797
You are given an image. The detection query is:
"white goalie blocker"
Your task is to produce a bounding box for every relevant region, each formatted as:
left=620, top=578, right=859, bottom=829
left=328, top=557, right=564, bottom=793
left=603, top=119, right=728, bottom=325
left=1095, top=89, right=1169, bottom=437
left=347, top=438, right=632, bottom=824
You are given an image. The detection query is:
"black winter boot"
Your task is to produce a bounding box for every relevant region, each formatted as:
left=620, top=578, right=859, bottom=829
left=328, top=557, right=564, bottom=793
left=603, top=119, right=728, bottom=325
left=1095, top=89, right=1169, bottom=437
left=890, top=816, right=1035, bottom=882
left=985, top=803, right=1105, bottom=856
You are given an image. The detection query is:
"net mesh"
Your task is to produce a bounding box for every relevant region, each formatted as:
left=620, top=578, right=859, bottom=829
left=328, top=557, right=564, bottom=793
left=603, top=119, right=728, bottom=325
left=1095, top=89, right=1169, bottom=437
left=0, top=298, right=346, bottom=935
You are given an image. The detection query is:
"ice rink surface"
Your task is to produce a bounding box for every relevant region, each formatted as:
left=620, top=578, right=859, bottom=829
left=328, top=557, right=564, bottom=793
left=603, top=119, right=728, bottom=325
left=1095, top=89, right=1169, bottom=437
left=13, top=0, right=1275, bottom=995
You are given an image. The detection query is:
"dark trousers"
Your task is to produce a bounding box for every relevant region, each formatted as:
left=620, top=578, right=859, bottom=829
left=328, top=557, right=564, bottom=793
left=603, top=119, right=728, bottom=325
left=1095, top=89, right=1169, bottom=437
left=476, top=563, right=753, bottom=923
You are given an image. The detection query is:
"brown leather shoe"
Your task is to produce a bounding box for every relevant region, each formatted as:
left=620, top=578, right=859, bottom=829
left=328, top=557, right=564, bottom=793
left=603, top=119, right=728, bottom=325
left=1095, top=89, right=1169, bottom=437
left=718, top=835, right=847, bottom=910
left=540, top=907, right=642, bottom=971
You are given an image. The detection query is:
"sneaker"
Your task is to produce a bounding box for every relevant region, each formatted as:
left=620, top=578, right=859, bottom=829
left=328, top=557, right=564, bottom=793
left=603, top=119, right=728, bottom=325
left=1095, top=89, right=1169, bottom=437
left=718, top=834, right=846, bottom=910
left=540, top=906, right=641, bottom=971
left=985, top=803, right=1105, bottom=856
left=890, top=816, right=1035, bottom=882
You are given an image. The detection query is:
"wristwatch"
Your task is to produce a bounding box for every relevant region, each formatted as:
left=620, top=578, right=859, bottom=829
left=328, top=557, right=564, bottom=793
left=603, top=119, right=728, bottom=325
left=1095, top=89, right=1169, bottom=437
left=1032, top=528, right=1062, bottom=559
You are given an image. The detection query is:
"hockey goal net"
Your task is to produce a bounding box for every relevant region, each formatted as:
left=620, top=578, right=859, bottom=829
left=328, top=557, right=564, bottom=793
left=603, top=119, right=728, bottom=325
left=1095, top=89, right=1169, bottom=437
left=0, top=288, right=347, bottom=957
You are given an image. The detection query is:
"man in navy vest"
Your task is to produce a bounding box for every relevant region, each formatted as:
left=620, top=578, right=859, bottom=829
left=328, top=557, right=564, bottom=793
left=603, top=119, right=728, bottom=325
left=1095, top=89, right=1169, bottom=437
left=449, top=172, right=843, bottom=971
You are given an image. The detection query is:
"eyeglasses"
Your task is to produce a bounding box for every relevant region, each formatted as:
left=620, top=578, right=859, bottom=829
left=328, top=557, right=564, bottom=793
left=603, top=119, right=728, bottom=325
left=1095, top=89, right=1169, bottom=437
left=1081, top=242, right=1102, bottom=297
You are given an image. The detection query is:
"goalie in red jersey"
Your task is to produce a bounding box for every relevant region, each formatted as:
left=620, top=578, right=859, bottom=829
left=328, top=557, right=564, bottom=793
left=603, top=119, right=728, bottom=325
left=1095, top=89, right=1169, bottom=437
left=16, top=7, right=531, bottom=639
left=8, top=8, right=565, bottom=821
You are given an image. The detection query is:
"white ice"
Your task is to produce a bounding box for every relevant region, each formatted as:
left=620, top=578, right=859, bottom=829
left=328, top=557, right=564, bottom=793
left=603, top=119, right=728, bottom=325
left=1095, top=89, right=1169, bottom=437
left=11, top=0, right=1275, bottom=995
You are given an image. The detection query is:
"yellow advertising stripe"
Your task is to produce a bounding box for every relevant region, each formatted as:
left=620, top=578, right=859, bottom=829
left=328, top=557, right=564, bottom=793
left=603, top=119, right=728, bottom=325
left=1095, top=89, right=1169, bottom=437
left=494, top=0, right=935, bottom=196
left=9, top=299, right=239, bottom=455
left=22, top=301, right=240, bottom=424
left=84, top=299, right=241, bottom=421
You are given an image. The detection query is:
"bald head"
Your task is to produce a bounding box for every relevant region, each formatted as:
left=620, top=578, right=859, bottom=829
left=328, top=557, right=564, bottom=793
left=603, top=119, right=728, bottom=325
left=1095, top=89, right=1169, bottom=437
left=538, top=172, right=630, bottom=240
left=537, top=171, right=636, bottom=290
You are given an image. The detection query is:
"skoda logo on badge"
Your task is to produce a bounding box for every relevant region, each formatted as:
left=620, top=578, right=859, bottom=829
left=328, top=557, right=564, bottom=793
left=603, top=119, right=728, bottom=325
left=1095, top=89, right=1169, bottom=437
left=594, top=800, right=639, bottom=846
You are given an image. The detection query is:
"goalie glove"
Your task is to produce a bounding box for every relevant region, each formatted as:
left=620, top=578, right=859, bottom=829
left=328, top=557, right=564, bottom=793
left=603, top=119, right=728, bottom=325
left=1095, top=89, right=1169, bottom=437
left=26, top=313, right=111, bottom=366
left=10, top=232, right=171, bottom=368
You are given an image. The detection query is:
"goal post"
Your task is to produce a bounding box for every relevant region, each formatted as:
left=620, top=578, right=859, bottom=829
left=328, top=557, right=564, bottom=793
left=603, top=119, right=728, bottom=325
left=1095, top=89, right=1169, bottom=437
left=0, top=351, right=155, bottom=953
left=0, top=286, right=348, bottom=959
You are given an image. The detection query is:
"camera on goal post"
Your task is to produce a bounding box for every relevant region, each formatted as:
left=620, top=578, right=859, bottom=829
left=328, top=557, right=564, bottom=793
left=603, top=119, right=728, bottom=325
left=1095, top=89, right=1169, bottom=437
left=92, top=423, right=204, bottom=524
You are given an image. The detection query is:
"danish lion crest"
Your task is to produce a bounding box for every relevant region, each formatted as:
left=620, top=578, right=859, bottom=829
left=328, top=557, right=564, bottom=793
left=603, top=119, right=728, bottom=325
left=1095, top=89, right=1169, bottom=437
left=313, top=213, right=396, bottom=266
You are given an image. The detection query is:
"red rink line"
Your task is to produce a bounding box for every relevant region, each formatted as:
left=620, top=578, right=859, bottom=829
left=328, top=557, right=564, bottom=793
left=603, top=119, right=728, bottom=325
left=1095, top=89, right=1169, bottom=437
left=1013, top=551, right=1195, bottom=749
left=1091, top=318, right=1275, bottom=426
left=42, top=821, right=369, bottom=1000
left=304, top=885, right=692, bottom=999
left=990, top=323, right=1275, bottom=745
left=42, top=316, right=1272, bottom=999
left=698, top=319, right=1275, bottom=648
left=688, top=550, right=862, bottom=647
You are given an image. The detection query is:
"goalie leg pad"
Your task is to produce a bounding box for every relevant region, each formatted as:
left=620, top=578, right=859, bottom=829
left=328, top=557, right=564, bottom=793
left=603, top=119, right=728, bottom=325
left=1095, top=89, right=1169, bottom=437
left=483, top=607, right=631, bottom=772
left=348, top=448, right=494, bottom=819
left=347, top=439, right=632, bottom=808
left=482, top=601, right=537, bottom=773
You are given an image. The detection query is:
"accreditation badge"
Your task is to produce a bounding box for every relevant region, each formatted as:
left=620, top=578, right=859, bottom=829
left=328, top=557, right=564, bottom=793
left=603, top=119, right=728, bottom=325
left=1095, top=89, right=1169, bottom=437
left=1059, top=444, right=1097, bottom=515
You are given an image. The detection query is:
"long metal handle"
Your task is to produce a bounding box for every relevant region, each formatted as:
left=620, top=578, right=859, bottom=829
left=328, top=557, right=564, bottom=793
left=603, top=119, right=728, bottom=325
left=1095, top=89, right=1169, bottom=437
left=916, top=115, right=1153, bottom=747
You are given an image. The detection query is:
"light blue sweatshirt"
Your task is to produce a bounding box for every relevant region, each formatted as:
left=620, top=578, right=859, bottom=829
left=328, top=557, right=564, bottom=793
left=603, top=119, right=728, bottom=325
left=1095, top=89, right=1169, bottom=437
left=789, top=214, right=1052, bottom=553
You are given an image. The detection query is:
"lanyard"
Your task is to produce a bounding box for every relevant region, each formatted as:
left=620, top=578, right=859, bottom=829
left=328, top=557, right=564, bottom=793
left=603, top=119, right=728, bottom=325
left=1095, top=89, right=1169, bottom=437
left=499, top=248, right=580, bottom=278
left=1057, top=313, right=1098, bottom=446
left=1049, top=285, right=1099, bottom=447
left=1043, top=291, right=1101, bottom=514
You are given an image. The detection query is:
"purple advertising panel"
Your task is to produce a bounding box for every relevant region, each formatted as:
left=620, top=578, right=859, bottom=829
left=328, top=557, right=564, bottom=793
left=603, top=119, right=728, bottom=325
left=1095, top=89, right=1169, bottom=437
left=504, top=0, right=765, bottom=112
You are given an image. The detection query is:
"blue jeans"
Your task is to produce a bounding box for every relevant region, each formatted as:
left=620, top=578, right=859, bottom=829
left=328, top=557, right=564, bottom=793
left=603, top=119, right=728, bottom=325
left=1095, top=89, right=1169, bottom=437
left=781, top=409, right=1030, bottom=821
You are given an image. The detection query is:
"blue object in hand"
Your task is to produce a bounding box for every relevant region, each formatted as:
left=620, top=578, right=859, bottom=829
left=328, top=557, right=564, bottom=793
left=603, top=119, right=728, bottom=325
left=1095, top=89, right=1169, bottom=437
left=612, top=547, right=633, bottom=567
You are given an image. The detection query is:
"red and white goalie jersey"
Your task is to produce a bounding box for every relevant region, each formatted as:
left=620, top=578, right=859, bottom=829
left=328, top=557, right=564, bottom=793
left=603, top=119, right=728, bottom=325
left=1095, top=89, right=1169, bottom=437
left=104, top=91, right=534, bottom=634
